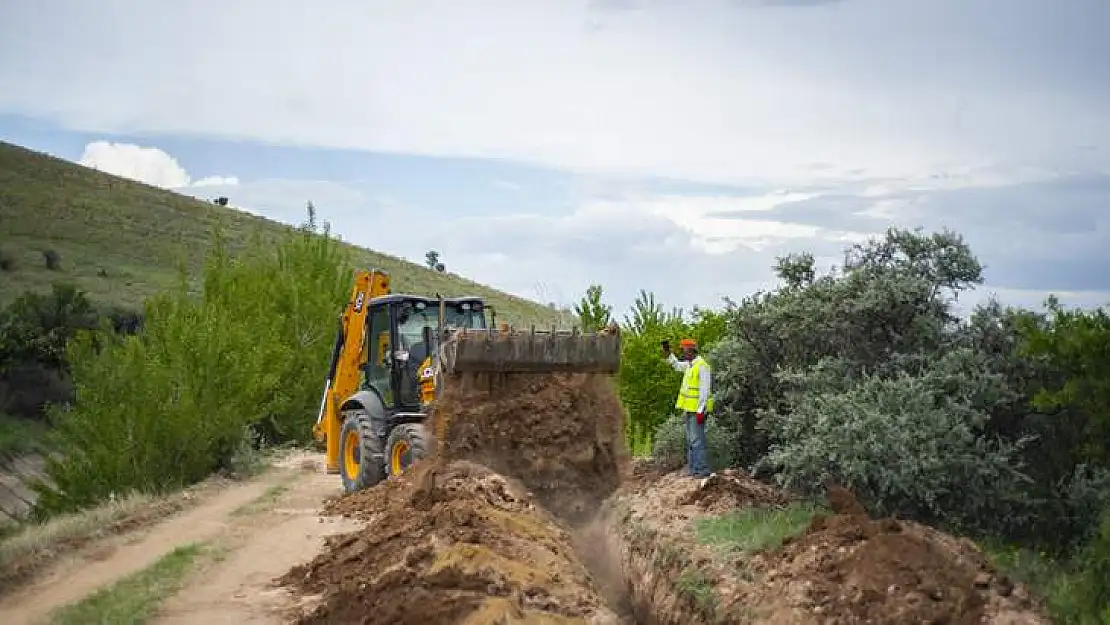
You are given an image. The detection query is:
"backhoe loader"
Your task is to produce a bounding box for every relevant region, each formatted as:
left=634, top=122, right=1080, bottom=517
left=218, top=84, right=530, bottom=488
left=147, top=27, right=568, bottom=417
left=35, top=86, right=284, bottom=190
left=313, top=268, right=622, bottom=492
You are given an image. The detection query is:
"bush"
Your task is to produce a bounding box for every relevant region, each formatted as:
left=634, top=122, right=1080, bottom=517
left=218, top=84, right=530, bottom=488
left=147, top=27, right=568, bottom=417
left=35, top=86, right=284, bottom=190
left=42, top=249, right=60, bottom=271
left=758, top=350, right=1035, bottom=535
left=0, top=248, right=15, bottom=272
left=651, top=413, right=737, bottom=472
left=33, top=216, right=353, bottom=515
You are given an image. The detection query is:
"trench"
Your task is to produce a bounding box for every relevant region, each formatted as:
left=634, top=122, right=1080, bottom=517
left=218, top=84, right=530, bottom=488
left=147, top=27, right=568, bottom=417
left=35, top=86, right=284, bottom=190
left=563, top=499, right=705, bottom=625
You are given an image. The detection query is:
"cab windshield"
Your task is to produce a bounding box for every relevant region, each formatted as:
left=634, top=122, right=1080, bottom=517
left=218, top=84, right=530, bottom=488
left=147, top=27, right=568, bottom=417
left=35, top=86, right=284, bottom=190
left=396, top=301, right=486, bottom=350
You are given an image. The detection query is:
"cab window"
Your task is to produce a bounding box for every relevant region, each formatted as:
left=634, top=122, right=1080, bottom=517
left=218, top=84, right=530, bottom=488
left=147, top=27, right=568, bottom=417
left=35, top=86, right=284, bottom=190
left=365, top=304, right=392, bottom=405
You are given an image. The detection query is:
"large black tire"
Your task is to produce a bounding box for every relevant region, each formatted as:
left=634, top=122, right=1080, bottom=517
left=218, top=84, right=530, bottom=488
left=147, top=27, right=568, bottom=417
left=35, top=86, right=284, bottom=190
left=338, top=409, right=386, bottom=493
left=385, top=422, right=432, bottom=477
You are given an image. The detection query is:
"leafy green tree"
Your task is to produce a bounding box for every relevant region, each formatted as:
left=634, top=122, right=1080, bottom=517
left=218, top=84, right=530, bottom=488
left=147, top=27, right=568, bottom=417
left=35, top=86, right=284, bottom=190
left=425, top=250, right=445, bottom=272
left=0, top=284, right=98, bottom=373
left=1017, top=299, right=1110, bottom=467
left=34, top=209, right=354, bottom=515
left=573, top=284, right=612, bottom=332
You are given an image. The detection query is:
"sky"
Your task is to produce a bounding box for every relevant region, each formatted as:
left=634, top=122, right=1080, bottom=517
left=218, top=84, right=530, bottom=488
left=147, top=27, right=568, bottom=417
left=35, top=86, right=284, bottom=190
left=1, top=0, right=1108, bottom=317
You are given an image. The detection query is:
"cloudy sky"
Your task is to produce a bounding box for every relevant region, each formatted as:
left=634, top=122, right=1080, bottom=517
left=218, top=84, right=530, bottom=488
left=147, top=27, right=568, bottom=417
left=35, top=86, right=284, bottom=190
left=1, top=0, right=1107, bottom=316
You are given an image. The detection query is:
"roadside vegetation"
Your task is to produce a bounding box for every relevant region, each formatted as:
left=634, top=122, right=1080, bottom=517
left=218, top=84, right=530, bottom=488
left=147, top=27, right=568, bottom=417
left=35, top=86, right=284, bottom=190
left=607, top=228, right=1110, bottom=624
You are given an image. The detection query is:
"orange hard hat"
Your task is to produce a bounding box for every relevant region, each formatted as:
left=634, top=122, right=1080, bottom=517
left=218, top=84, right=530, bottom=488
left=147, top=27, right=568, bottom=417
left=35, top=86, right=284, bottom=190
left=679, top=338, right=697, bottom=348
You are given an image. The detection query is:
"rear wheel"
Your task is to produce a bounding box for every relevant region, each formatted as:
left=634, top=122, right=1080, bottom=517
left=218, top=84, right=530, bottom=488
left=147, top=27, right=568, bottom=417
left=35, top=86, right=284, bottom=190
left=338, top=409, right=385, bottom=493
left=385, top=422, right=432, bottom=477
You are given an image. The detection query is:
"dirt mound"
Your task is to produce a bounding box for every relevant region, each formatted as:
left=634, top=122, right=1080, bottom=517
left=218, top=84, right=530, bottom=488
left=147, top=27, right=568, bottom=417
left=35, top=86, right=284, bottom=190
left=434, top=372, right=629, bottom=524
left=677, top=469, right=791, bottom=513
left=281, top=460, right=624, bottom=625
left=750, top=490, right=1045, bottom=624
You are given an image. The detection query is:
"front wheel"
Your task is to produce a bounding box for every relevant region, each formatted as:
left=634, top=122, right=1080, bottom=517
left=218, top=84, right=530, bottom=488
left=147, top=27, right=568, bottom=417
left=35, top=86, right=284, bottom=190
left=338, top=409, right=385, bottom=493
left=385, top=422, right=432, bottom=477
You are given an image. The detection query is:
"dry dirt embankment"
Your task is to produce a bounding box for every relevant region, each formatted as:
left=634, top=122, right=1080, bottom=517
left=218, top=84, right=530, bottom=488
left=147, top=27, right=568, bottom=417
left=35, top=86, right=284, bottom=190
left=279, top=372, right=1054, bottom=625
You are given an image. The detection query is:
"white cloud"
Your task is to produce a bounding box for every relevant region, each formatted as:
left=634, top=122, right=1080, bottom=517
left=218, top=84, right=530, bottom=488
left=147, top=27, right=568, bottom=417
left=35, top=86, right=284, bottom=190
left=192, top=175, right=240, bottom=187
left=77, top=141, right=237, bottom=190
left=3, top=1, right=1106, bottom=187
left=79, top=141, right=191, bottom=188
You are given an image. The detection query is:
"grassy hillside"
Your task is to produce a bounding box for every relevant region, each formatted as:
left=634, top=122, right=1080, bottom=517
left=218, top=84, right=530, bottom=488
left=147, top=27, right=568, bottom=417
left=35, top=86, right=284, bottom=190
left=0, top=141, right=569, bottom=326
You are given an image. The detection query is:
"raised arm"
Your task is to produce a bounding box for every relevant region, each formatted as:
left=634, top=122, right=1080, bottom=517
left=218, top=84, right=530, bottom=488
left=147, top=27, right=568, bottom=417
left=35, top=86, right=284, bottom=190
left=666, top=352, right=691, bottom=372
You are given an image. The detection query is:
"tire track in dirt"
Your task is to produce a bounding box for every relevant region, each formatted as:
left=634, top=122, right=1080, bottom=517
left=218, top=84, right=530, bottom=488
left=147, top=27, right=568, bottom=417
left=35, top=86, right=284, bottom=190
left=0, top=460, right=308, bottom=625
left=151, top=459, right=362, bottom=625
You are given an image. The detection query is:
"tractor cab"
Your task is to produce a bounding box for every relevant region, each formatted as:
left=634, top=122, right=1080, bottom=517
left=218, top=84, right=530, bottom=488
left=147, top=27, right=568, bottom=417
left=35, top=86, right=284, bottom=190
left=361, top=294, right=488, bottom=411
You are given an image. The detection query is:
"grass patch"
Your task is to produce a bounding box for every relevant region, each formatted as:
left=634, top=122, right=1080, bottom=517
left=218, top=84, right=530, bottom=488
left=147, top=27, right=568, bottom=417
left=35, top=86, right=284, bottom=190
left=229, top=483, right=289, bottom=517
left=46, top=542, right=206, bottom=625
left=694, top=501, right=823, bottom=555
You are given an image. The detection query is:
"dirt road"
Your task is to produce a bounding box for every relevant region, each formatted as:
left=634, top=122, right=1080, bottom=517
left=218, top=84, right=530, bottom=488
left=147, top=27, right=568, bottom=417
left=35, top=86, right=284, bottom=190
left=1, top=452, right=361, bottom=625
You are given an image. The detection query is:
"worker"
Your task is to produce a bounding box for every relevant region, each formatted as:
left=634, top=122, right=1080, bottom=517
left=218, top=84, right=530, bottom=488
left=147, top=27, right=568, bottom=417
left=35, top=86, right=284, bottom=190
left=661, top=337, right=712, bottom=479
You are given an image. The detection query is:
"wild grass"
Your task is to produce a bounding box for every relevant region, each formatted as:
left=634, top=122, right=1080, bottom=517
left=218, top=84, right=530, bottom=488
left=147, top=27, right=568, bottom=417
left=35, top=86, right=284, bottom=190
left=45, top=542, right=206, bottom=625
left=693, top=501, right=824, bottom=555
left=0, top=492, right=156, bottom=572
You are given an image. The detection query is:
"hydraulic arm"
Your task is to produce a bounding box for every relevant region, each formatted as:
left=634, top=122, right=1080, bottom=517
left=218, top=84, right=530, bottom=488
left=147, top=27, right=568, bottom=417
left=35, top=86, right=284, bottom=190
left=314, top=269, right=392, bottom=473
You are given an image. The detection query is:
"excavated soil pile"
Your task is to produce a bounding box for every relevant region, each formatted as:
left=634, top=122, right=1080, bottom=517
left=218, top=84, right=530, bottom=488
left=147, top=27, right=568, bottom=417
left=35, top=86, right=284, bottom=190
left=745, top=489, right=1047, bottom=624
left=610, top=469, right=1047, bottom=624
left=676, top=469, right=792, bottom=514
left=281, top=373, right=632, bottom=625
left=434, top=372, right=629, bottom=523
left=282, top=460, right=626, bottom=624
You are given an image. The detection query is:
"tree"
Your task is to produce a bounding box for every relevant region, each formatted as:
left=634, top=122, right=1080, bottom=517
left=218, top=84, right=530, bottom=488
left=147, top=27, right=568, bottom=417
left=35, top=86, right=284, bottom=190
left=34, top=205, right=355, bottom=515
left=573, top=284, right=612, bottom=332
left=1018, top=299, right=1110, bottom=467
left=425, top=250, right=445, bottom=272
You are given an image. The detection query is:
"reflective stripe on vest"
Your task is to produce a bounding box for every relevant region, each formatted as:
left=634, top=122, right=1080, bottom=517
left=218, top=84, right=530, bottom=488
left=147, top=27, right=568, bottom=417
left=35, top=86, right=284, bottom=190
left=675, top=356, right=713, bottom=413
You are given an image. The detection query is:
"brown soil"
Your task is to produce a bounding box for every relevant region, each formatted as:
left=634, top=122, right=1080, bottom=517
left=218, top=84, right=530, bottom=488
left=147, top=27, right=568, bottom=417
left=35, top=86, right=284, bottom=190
left=743, top=490, right=1048, bottom=625
left=435, top=372, right=629, bottom=524
left=280, top=372, right=632, bottom=625
left=282, top=460, right=624, bottom=624
left=676, top=469, right=791, bottom=513
left=610, top=471, right=1049, bottom=625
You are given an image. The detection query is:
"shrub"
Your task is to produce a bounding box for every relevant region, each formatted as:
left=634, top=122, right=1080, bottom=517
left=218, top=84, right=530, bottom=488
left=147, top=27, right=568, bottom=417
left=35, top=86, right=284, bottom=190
left=42, top=249, right=60, bottom=271
left=33, top=215, right=353, bottom=515
left=651, top=413, right=738, bottom=473
left=0, top=248, right=15, bottom=272
left=758, top=349, right=1035, bottom=536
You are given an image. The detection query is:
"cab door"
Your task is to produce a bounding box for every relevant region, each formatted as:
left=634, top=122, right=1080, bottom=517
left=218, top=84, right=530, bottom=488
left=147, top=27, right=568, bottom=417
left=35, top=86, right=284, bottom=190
left=364, top=303, right=395, bottom=408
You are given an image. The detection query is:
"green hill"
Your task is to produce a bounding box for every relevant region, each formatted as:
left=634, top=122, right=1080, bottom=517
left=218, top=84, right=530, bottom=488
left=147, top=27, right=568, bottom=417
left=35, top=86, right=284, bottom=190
left=0, top=141, right=569, bottom=326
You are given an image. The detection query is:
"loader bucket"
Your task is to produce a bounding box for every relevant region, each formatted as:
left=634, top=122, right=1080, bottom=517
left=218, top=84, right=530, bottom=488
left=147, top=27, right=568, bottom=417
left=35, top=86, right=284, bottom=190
left=440, top=327, right=622, bottom=375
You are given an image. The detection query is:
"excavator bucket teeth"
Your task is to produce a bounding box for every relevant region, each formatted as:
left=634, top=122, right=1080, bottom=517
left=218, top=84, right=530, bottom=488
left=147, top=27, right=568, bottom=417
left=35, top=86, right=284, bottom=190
left=441, top=328, right=621, bottom=374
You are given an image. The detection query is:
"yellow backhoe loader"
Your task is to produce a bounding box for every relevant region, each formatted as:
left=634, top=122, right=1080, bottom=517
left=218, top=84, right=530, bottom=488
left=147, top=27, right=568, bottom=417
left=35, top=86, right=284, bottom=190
left=313, top=268, right=622, bottom=492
